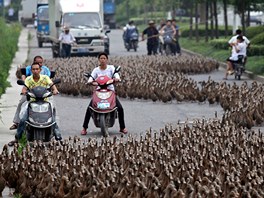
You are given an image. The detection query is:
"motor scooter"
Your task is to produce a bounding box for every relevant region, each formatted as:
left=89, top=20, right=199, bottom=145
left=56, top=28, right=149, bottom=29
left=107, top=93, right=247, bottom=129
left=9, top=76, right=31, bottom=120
left=17, top=78, right=61, bottom=142
left=84, top=66, right=121, bottom=137
left=125, top=32, right=139, bottom=52
left=234, top=55, right=245, bottom=80
left=163, top=35, right=175, bottom=55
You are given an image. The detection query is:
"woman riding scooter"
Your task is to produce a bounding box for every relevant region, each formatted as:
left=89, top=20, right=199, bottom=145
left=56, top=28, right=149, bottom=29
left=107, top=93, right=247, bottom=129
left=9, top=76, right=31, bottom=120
left=81, top=52, right=128, bottom=135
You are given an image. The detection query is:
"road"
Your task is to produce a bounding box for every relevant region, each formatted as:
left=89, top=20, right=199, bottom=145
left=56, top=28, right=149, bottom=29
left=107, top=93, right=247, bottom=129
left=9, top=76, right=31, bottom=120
left=26, top=27, right=262, bottom=138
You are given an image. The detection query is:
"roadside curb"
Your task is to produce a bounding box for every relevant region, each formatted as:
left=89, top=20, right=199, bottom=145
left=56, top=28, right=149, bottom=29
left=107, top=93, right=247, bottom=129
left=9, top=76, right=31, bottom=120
left=0, top=28, right=29, bottom=150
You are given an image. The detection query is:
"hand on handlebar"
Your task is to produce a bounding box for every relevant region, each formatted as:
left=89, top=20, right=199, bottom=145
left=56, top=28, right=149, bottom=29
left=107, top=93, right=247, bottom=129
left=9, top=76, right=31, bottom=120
left=53, top=90, right=60, bottom=95
left=91, top=81, right=98, bottom=86
left=113, top=78, right=120, bottom=83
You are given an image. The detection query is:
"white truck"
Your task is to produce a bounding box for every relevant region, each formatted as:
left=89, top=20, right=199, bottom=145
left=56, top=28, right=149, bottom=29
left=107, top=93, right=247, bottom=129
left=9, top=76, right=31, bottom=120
left=18, top=0, right=37, bottom=27
left=48, top=0, right=110, bottom=57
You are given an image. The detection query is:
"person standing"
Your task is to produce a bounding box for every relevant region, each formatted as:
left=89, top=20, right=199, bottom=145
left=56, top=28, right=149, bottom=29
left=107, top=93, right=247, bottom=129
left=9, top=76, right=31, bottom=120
left=142, top=20, right=159, bottom=55
left=58, top=26, right=76, bottom=58
left=172, top=19, right=181, bottom=55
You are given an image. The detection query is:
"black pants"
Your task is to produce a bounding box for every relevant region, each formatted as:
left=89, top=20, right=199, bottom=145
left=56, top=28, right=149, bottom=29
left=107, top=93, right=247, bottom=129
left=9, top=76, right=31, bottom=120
left=82, top=97, right=125, bottom=130
left=174, top=40, right=181, bottom=54
left=147, top=42, right=158, bottom=55
left=62, top=43, right=72, bottom=58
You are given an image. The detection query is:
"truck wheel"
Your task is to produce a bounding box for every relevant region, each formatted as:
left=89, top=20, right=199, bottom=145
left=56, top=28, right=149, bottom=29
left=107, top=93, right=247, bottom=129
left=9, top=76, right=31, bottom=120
left=104, top=49, right=109, bottom=55
left=38, top=40, right=43, bottom=48
left=99, top=114, right=108, bottom=137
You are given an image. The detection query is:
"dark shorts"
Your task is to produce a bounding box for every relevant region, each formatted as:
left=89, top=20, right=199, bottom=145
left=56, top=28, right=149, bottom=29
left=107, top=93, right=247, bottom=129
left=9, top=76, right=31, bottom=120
left=226, top=58, right=239, bottom=63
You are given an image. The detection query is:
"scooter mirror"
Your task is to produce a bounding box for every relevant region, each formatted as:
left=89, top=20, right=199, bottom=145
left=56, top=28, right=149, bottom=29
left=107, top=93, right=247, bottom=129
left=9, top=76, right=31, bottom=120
left=84, top=73, right=91, bottom=78
left=17, top=79, right=25, bottom=86
left=115, top=66, right=121, bottom=73
left=53, top=78, right=61, bottom=84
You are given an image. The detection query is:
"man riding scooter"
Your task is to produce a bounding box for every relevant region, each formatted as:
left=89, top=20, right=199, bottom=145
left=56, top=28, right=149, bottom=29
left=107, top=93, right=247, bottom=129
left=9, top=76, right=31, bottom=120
left=123, top=20, right=139, bottom=51
left=159, top=19, right=176, bottom=55
left=8, top=62, right=61, bottom=146
left=9, top=56, right=50, bottom=131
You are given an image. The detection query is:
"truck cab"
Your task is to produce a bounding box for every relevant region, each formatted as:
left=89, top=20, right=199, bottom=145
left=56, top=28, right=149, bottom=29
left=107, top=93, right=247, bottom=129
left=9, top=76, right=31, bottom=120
left=36, top=0, right=50, bottom=48
left=48, top=0, right=110, bottom=57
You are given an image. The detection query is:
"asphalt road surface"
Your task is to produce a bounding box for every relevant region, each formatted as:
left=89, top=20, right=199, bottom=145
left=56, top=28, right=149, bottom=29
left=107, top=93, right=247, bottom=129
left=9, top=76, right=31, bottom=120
left=26, top=26, right=261, bottom=139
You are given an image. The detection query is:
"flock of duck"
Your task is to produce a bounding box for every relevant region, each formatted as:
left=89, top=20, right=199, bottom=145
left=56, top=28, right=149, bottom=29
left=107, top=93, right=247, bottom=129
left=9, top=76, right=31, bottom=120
left=5, top=54, right=263, bottom=197
left=1, top=120, right=264, bottom=197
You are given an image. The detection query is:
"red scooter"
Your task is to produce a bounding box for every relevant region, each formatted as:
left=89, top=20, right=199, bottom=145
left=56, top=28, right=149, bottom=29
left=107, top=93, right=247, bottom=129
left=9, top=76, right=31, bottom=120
left=84, top=66, right=121, bottom=137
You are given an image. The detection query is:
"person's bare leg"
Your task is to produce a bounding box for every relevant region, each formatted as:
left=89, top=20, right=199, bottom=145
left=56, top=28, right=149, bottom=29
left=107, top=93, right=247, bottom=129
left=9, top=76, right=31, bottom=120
left=224, top=61, right=232, bottom=79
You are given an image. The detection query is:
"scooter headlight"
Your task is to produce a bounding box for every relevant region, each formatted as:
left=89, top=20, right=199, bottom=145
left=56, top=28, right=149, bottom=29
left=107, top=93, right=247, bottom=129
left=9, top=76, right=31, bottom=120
left=96, top=91, right=112, bottom=99
left=30, top=103, right=49, bottom=112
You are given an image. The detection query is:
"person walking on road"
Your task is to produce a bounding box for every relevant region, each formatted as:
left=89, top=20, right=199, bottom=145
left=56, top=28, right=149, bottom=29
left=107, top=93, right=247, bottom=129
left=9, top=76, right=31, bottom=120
left=172, top=19, right=181, bottom=55
left=142, top=20, right=159, bottom=55
left=59, top=26, right=76, bottom=58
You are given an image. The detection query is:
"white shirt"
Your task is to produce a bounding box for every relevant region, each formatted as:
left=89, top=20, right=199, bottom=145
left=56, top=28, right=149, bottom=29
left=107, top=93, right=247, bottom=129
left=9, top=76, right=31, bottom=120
left=88, top=65, right=120, bottom=91
left=229, top=42, right=247, bottom=61
left=59, top=32, right=76, bottom=44
left=228, top=35, right=250, bottom=46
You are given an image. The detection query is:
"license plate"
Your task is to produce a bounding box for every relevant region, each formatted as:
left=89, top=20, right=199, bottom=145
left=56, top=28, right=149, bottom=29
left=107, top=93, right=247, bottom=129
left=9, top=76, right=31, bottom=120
left=78, top=48, right=88, bottom=53
left=97, top=102, right=110, bottom=109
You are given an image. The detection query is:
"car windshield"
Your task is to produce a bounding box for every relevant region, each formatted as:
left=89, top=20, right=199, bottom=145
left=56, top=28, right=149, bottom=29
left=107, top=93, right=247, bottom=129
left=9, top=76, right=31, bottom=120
left=63, top=13, right=102, bottom=29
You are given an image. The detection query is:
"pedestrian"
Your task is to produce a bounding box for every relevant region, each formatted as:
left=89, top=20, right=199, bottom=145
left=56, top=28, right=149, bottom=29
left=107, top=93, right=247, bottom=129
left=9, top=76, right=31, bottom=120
left=81, top=52, right=128, bottom=135
left=142, top=20, right=159, bottom=55
left=172, top=19, right=181, bottom=55
left=58, top=26, right=76, bottom=58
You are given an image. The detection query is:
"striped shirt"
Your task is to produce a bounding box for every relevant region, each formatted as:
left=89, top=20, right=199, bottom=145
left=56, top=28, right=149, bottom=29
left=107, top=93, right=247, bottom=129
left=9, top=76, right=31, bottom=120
left=25, top=74, right=52, bottom=89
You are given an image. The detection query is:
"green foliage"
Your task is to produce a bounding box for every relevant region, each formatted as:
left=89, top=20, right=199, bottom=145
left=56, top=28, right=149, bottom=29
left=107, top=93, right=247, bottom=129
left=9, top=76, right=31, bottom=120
left=181, top=28, right=233, bottom=38
left=250, top=32, right=264, bottom=45
left=17, top=132, right=27, bottom=155
left=209, top=39, right=229, bottom=50
left=247, top=56, right=264, bottom=75
left=245, top=26, right=264, bottom=39
left=13, top=194, right=22, bottom=198
left=248, top=45, right=264, bottom=56
left=0, top=18, right=21, bottom=97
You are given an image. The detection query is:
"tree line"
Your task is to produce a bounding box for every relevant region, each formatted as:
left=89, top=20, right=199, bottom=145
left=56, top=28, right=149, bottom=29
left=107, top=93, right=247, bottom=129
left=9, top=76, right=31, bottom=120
left=116, top=0, right=264, bottom=41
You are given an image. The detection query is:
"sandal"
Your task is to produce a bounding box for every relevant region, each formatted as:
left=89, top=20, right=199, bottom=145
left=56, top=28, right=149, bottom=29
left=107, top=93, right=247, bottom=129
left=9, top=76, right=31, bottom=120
left=9, top=123, right=18, bottom=130
left=8, top=139, right=18, bottom=147
left=120, top=128, right=128, bottom=134
left=81, top=129, right=87, bottom=135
